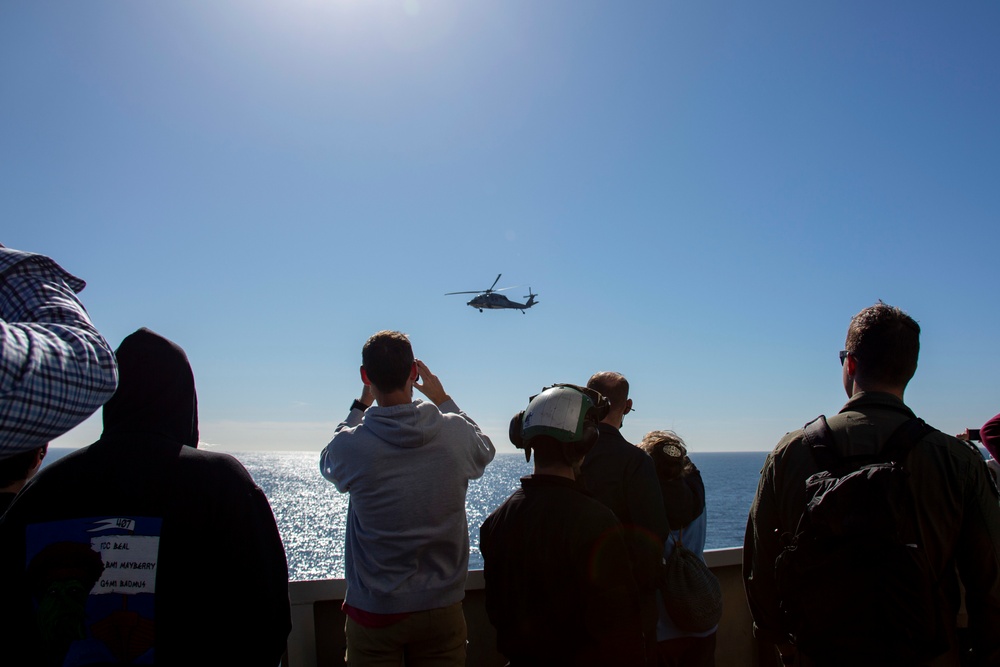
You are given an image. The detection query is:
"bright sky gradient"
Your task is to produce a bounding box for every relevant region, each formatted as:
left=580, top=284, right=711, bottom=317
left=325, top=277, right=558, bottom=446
left=3, top=1, right=998, bottom=454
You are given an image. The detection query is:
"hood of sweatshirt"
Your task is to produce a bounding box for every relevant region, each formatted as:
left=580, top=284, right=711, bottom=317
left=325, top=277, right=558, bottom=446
left=101, top=327, right=199, bottom=447
left=361, top=399, right=443, bottom=449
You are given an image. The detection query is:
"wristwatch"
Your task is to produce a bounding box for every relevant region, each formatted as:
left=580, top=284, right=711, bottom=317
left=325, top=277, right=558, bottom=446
left=351, top=399, right=369, bottom=412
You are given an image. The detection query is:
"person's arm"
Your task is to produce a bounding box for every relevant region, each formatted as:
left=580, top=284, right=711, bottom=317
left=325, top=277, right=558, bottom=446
left=980, top=413, right=1000, bottom=460
left=0, top=253, right=118, bottom=456
left=955, top=447, right=1000, bottom=665
left=244, top=484, right=292, bottom=665
left=743, top=449, right=791, bottom=647
left=413, top=359, right=496, bottom=471
left=318, top=385, right=371, bottom=491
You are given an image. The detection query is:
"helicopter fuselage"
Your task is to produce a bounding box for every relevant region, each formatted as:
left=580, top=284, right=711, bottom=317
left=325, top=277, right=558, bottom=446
left=468, top=293, right=527, bottom=310
left=446, top=275, right=538, bottom=313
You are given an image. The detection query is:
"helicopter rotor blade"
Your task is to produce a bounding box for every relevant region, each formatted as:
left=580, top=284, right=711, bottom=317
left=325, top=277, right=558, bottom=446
left=444, top=290, right=483, bottom=296
left=489, top=274, right=501, bottom=292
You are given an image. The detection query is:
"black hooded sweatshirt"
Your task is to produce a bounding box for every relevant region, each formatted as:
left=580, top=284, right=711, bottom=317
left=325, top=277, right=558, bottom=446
left=0, top=328, right=291, bottom=666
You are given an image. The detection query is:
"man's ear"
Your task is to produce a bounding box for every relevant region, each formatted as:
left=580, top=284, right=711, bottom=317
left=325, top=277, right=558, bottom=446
left=409, top=362, right=419, bottom=382
left=360, top=366, right=372, bottom=386
left=34, top=446, right=47, bottom=470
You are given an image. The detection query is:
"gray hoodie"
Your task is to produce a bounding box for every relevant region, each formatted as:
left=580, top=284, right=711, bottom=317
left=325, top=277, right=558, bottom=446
left=320, top=398, right=496, bottom=614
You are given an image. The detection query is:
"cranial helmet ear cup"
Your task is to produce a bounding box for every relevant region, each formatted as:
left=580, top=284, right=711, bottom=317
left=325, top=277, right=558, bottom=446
left=509, top=411, right=525, bottom=449
left=584, top=390, right=611, bottom=424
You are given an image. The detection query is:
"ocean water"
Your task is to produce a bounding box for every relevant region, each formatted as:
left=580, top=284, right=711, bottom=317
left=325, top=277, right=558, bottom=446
left=232, top=450, right=768, bottom=582
left=44, top=448, right=768, bottom=582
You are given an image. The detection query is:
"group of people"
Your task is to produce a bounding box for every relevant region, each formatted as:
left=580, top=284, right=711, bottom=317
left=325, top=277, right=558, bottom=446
left=2, top=242, right=1000, bottom=667
left=0, top=243, right=292, bottom=666
left=321, top=330, right=716, bottom=667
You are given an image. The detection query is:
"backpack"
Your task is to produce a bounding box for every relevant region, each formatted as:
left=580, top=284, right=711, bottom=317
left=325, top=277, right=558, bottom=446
left=659, top=528, right=723, bottom=633
left=774, top=415, right=948, bottom=666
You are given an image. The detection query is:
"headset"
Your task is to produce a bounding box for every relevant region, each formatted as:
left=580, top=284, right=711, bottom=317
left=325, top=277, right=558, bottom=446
left=508, top=384, right=610, bottom=460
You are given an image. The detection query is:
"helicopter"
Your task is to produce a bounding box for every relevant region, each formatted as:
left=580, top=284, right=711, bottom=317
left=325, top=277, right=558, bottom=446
left=446, top=274, right=539, bottom=313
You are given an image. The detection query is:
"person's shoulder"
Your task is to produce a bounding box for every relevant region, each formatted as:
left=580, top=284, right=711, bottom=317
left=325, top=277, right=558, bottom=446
left=757, top=425, right=811, bottom=476
left=482, top=487, right=525, bottom=521
left=433, top=400, right=480, bottom=428
left=329, top=421, right=364, bottom=441
left=918, top=425, right=985, bottom=463
left=0, top=246, right=34, bottom=274
left=183, top=446, right=249, bottom=467
left=773, top=426, right=808, bottom=454
left=0, top=247, right=84, bottom=291
left=178, top=447, right=258, bottom=484
left=596, top=424, right=644, bottom=455
left=24, top=445, right=94, bottom=485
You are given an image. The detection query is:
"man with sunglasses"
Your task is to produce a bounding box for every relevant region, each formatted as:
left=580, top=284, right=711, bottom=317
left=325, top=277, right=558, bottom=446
left=744, top=302, right=1000, bottom=666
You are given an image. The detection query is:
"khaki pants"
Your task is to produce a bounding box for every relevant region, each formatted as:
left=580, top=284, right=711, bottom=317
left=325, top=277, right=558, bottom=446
left=345, top=602, right=467, bottom=667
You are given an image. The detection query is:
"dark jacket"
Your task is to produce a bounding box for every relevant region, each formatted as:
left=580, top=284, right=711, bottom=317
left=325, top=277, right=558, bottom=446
left=0, top=328, right=291, bottom=666
left=481, top=474, right=646, bottom=667
left=743, top=392, right=1000, bottom=666
left=580, top=423, right=669, bottom=589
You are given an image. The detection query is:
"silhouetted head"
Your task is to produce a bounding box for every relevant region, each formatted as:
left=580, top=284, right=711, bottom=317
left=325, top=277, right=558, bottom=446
left=102, top=328, right=199, bottom=447
left=361, top=331, right=414, bottom=393
left=509, top=384, right=609, bottom=464
left=586, top=372, right=629, bottom=411
left=843, top=302, right=920, bottom=393
left=639, top=430, right=694, bottom=481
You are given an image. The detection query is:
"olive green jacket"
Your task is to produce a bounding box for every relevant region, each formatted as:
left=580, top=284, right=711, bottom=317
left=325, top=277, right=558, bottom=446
left=743, top=392, right=1000, bottom=666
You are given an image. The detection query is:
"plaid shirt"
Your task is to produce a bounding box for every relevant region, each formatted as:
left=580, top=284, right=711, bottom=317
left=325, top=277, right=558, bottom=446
left=0, top=247, right=118, bottom=457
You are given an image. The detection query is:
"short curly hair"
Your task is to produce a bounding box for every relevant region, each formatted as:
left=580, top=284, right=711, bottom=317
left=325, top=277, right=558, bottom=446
left=845, top=302, right=920, bottom=387
left=362, top=331, right=414, bottom=392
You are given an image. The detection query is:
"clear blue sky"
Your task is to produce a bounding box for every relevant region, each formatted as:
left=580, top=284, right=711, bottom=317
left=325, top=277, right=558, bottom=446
left=3, top=1, right=998, bottom=454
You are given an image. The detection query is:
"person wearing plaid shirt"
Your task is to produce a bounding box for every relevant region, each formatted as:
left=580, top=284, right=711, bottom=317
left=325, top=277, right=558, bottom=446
left=0, top=243, right=118, bottom=461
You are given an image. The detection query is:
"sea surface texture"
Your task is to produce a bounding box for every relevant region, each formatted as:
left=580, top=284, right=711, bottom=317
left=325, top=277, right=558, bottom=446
left=231, top=450, right=767, bottom=582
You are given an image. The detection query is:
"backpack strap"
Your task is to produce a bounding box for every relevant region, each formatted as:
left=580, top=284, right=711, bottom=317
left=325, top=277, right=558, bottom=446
left=802, top=414, right=934, bottom=472
left=879, top=417, right=934, bottom=463
left=802, top=415, right=840, bottom=472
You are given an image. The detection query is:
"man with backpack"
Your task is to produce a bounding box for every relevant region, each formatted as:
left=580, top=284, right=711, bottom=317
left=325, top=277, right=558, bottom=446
left=743, top=302, right=1000, bottom=667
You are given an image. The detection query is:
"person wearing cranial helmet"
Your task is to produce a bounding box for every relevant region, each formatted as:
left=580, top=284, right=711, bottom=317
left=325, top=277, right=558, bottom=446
left=508, top=383, right=610, bottom=464
left=480, top=383, right=646, bottom=667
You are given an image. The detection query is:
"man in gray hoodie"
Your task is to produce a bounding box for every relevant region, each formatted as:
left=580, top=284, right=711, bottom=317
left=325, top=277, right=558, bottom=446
left=320, top=330, right=496, bottom=666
